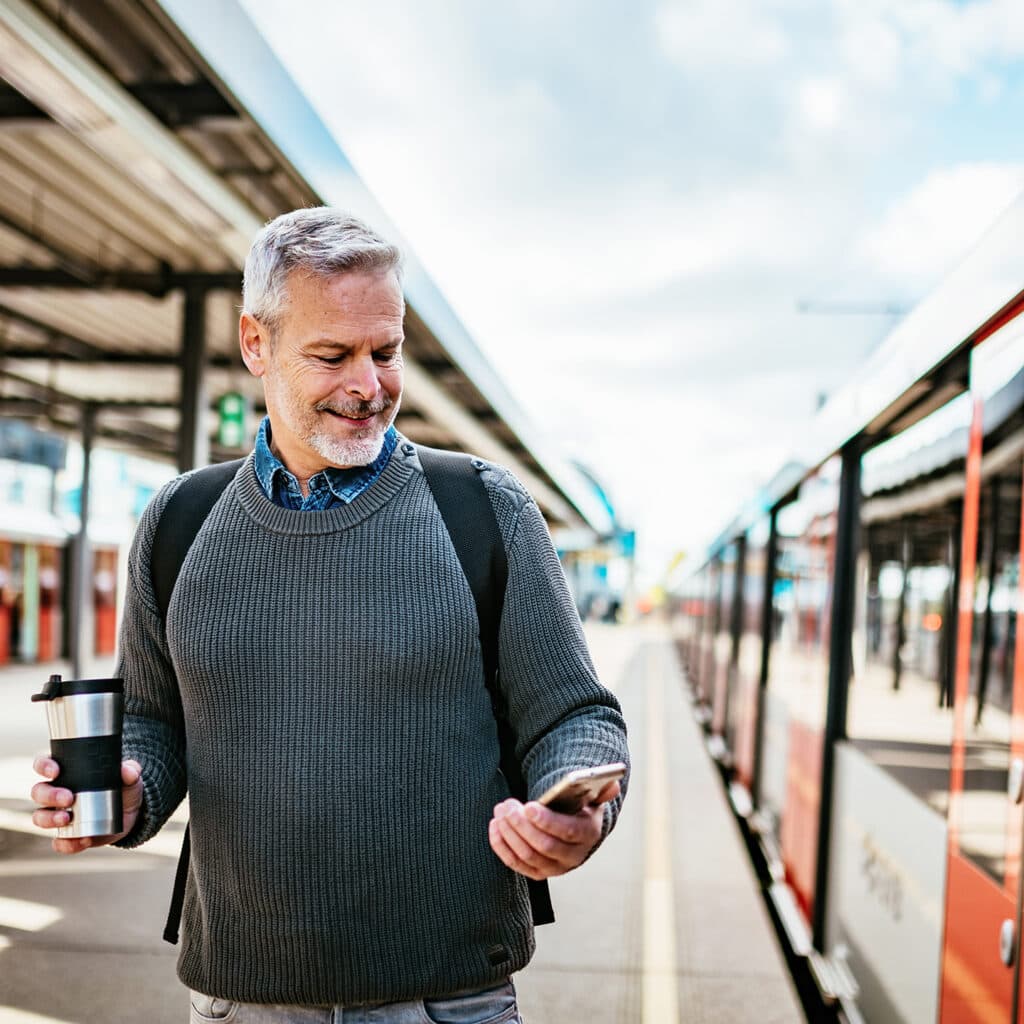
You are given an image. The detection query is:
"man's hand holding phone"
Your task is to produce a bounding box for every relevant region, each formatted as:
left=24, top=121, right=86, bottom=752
left=487, top=763, right=624, bottom=881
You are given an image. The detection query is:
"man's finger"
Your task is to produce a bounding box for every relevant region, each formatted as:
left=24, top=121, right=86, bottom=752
left=488, top=823, right=550, bottom=881
left=590, top=780, right=621, bottom=806
left=521, top=801, right=594, bottom=843
left=32, top=808, right=72, bottom=830
left=495, top=807, right=579, bottom=867
left=495, top=814, right=568, bottom=872
left=33, top=756, right=59, bottom=780
left=52, top=836, right=92, bottom=855
left=30, top=782, right=74, bottom=809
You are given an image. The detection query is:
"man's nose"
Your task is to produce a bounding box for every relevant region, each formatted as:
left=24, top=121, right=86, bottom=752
left=341, top=356, right=380, bottom=401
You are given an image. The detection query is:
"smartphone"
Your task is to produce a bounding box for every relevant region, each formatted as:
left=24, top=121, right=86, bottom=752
left=537, top=762, right=626, bottom=814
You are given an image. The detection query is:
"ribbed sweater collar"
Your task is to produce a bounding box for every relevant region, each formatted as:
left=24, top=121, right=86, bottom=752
left=233, top=442, right=417, bottom=536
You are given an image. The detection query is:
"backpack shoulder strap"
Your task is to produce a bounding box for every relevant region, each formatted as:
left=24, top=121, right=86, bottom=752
left=417, top=446, right=554, bottom=926
left=417, top=447, right=506, bottom=683
left=150, top=458, right=243, bottom=945
left=151, top=458, right=245, bottom=622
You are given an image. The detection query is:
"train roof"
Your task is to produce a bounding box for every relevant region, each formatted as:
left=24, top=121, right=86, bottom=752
left=694, top=187, right=1024, bottom=567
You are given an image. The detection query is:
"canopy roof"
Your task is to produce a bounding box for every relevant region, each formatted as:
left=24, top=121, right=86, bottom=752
left=0, top=0, right=613, bottom=536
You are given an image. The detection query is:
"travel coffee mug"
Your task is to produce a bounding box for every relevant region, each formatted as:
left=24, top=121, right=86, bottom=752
left=31, top=674, right=124, bottom=838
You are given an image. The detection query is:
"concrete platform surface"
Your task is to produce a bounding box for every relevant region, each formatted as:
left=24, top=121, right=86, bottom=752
left=0, top=628, right=803, bottom=1022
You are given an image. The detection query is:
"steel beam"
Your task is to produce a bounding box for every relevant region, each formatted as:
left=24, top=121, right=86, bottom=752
left=127, top=81, right=239, bottom=128
left=178, top=285, right=208, bottom=471
left=1, top=346, right=238, bottom=368
left=0, top=266, right=240, bottom=294
left=68, top=401, right=96, bottom=679
left=0, top=82, right=46, bottom=120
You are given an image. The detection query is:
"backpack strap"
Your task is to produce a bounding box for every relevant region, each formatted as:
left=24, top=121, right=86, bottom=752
left=150, top=458, right=243, bottom=944
left=417, top=446, right=554, bottom=926
left=151, top=459, right=245, bottom=622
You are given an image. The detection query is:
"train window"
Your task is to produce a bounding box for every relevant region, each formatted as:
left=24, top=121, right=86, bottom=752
left=697, top=558, right=722, bottom=706
left=711, top=543, right=738, bottom=735
left=683, top=565, right=706, bottom=691
left=730, top=518, right=769, bottom=788
left=760, top=457, right=839, bottom=920
left=680, top=567, right=705, bottom=676
left=848, top=392, right=971, bottom=817
left=671, top=567, right=704, bottom=678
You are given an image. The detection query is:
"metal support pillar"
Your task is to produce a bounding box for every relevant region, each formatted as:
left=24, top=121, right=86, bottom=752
left=892, top=523, right=912, bottom=691
left=178, top=285, right=209, bottom=472
left=812, top=440, right=862, bottom=949
left=69, top=402, right=96, bottom=679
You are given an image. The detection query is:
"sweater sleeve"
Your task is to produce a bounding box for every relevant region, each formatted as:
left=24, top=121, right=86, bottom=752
left=484, top=467, right=630, bottom=853
left=112, top=474, right=191, bottom=849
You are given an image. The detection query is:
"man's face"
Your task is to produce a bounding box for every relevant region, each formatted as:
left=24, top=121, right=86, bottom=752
left=240, top=269, right=405, bottom=476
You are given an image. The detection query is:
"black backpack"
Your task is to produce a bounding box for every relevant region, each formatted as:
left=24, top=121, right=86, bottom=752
left=149, top=447, right=554, bottom=944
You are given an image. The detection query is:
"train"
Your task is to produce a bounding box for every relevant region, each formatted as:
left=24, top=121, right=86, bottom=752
left=669, top=190, right=1024, bottom=1023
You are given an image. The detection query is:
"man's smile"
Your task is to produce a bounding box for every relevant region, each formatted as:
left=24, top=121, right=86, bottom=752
left=325, top=410, right=375, bottom=425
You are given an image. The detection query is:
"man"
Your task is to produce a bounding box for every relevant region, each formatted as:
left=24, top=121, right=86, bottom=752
left=30, top=208, right=629, bottom=1022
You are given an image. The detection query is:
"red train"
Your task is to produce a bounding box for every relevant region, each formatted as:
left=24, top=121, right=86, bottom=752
left=671, top=195, right=1024, bottom=1022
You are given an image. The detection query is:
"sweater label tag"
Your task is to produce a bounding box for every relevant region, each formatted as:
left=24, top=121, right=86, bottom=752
left=485, top=943, right=509, bottom=966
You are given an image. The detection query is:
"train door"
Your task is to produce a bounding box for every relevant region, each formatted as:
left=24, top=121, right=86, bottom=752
left=940, top=325, right=1024, bottom=1022
left=697, top=557, right=722, bottom=713
left=711, top=541, right=739, bottom=739
left=731, top=519, right=769, bottom=791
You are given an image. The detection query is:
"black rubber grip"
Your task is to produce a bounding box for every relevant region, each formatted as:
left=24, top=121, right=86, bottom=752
left=50, top=735, right=122, bottom=793
left=56, top=678, right=123, bottom=698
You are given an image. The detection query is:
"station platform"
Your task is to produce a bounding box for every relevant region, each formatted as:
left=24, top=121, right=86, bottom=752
left=0, top=626, right=803, bottom=1023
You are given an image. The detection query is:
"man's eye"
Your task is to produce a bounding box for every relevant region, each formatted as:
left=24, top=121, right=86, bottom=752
left=374, top=351, right=398, bottom=364
left=319, top=356, right=343, bottom=366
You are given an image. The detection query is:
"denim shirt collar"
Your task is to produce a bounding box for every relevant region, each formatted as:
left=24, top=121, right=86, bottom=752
left=253, top=416, right=398, bottom=510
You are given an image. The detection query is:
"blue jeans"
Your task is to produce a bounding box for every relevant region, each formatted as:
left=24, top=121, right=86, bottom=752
left=188, top=980, right=522, bottom=1023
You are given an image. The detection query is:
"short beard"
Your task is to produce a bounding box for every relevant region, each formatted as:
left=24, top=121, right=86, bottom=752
left=308, top=430, right=386, bottom=467
left=307, top=397, right=400, bottom=467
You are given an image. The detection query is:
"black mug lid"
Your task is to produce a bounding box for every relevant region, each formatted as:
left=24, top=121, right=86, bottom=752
left=31, top=674, right=124, bottom=702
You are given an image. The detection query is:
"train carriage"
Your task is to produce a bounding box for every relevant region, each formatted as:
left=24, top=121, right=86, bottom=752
left=672, top=193, right=1024, bottom=1022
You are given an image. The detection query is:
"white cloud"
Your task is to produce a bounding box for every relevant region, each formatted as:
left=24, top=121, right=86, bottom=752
left=835, top=0, right=1024, bottom=92
left=654, top=0, right=791, bottom=70
left=837, top=13, right=905, bottom=90
left=797, top=77, right=845, bottom=131
left=239, top=0, right=1024, bottom=584
left=855, top=162, right=1024, bottom=293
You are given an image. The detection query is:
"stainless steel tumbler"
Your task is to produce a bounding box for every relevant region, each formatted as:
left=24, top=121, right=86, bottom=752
left=31, top=674, right=124, bottom=838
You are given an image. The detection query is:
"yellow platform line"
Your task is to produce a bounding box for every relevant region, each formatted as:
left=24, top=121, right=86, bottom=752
left=643, top=654, right=679, bottom=1023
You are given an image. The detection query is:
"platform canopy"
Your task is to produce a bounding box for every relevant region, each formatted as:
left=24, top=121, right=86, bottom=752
left=0, top=0, right=612, bottom=537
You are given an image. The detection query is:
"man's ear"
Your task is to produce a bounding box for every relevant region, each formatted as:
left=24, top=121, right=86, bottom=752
left=239, top=313, right=269, bottom=377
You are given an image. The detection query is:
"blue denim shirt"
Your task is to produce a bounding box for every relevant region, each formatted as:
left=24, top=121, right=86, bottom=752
left=252, top=416, right=398, bottom=510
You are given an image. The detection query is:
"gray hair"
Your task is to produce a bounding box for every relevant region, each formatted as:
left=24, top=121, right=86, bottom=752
left=242, top=207, right=404, bottom=334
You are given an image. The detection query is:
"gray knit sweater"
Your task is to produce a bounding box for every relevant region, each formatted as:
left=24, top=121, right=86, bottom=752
left=114, top=443, right=628, bottom=1006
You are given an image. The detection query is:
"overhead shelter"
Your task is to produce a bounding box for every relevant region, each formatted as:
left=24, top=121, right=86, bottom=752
left=0, top=0, right=612, bottom=538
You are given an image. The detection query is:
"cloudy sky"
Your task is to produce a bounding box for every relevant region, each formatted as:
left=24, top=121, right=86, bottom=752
left=240, top=0, right=1024, bottom=586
